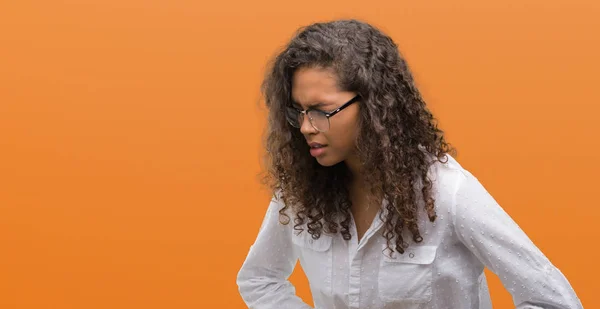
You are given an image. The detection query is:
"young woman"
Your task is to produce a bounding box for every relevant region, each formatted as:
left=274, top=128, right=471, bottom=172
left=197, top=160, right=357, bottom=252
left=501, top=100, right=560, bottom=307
left=236, top=19, right=582, bottom=309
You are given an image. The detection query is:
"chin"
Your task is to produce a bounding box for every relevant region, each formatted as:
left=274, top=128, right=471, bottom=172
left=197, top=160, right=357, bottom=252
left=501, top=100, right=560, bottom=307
left=315, top=156, right=342, bottom=167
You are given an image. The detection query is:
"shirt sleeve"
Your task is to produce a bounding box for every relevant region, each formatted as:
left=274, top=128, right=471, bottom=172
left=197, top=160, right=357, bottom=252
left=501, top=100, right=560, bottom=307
left=236, top=194, right=313, bottom=309
left=451, top=169, right=583, bottom=309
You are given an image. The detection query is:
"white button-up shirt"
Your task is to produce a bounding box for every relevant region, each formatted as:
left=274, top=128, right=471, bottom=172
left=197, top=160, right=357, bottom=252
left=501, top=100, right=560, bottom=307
left=236, top=154, right=582, bottom=308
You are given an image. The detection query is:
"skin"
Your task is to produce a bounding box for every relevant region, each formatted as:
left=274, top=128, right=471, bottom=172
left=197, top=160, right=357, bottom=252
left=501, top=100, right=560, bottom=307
left=291, top=66, right=361, bottom=173
left=291, top=66, right=380, bottom=240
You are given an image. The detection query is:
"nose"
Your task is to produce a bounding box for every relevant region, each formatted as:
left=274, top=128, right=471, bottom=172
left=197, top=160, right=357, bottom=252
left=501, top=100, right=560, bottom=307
left=299, top=113, right=317, bottom=135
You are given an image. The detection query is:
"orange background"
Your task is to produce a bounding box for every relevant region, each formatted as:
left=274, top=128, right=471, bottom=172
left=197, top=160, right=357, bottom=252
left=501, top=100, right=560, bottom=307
left=0, top=0, right=598, bottom=308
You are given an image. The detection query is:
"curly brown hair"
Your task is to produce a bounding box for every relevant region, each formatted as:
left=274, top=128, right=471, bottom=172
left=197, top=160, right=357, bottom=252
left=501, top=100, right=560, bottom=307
left=259, top=19, right=456, bottom=255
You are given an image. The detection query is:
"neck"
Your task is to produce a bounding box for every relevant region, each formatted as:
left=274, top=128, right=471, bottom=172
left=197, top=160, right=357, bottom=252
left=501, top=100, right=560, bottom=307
left=345, top=154, right=383, bottom=211
left=345, top=154, right=367, bottom=196
left=345, top=153, right=362, bottom=182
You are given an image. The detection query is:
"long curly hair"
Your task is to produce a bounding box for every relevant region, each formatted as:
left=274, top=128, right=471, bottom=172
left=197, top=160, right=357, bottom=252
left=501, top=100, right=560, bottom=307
left=259, top=19, right=456, bottom=255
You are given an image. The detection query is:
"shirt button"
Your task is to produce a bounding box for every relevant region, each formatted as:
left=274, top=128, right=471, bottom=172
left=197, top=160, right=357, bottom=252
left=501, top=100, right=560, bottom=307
left=409, top=253, right=415, bottom=258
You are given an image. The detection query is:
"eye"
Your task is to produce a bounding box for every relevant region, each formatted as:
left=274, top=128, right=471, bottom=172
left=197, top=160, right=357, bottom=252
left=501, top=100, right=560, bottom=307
left=313, top=108, right=331, bottom=115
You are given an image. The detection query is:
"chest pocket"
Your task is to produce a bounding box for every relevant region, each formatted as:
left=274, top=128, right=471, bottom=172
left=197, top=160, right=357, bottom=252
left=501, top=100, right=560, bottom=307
left=291, top=231, right=333, bottom=295
left=378, top=244, right=437, bottom=303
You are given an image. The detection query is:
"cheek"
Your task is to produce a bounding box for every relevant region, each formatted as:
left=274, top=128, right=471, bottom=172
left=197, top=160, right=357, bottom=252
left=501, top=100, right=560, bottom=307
left=326, top=123, right=359, bottom=152
left=325, top=108, right=360, bottom=152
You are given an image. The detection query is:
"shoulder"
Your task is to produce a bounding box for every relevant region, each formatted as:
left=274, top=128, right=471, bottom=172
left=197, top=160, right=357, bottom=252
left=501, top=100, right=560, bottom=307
left=424, top=152, right=471, bottom=213
left=265, top=190, right=298, bottom=225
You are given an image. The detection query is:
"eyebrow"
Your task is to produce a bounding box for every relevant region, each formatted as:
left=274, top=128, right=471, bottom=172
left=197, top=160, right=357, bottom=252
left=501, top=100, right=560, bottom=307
left=291, top=100, right=329, bottom=110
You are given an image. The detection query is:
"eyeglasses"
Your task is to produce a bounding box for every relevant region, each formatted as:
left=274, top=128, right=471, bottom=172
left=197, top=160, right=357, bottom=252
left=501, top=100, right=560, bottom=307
left=286, top=95, right=360, bottom=132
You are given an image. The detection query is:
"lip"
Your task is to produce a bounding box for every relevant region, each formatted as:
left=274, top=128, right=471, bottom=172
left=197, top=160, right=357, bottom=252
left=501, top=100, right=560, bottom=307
left=310, top=146, right=326, bottom=157
left=308, top=142, right=327, bottom=148
left=308, top=143, right=327, bottom=157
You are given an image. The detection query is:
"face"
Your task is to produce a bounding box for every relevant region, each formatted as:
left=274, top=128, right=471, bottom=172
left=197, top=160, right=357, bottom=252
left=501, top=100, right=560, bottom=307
left=291, top=66, right=360, bottom=167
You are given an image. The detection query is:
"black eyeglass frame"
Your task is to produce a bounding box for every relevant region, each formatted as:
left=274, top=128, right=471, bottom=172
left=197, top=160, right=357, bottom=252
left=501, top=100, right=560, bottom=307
left=286, top=94, right=361, bottom=132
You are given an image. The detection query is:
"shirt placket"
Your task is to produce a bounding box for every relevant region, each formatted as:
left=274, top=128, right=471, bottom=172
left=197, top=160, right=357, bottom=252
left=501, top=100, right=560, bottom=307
left=347, top=209, right=385, bottom=309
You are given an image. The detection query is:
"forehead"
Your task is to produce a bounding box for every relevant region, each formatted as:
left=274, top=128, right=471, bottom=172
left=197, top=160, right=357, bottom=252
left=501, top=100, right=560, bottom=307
left=291, top=67, right=341, bottom=106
